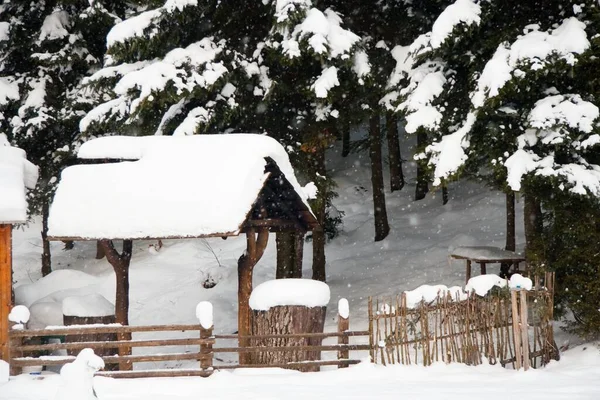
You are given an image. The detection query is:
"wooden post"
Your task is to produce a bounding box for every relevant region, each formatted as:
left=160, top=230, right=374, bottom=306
left=99, top=239, right=133, bottom=371
left=8, top=322, right=22, bottom=376
left=338, top=298, right=349, bottom=367
left=0, top=224, right=12, bottom=365
left=238, top=228, right=268, bottom=365
left=519, top=290, right=530, bottom=371
left=368, top=296, right=374, bottom=363
left=465, top=260, right=472, bottom=283
left=511, top=290, right=523, bottom=370
left=197, top=301, right=214, bottom=372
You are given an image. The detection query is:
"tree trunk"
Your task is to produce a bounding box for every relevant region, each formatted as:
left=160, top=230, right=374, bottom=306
left=238, top=229, right=269, bottom=365
left=386, top=111, right=404, bottom=192
left=369, top=113, right=390, bottom=242
left=96, top=241, right=106, bottom=259
left=41, top=202, right=52, bottom=277
left=99, top=239, right=133, bottom=370
left=312, top=148, right=327, bottom=282
left=251, top=305, right=326, bottom=371
left=341, top=119, right=351, bottom=157
left=442, top=185, right=449, bottom=205
left=524, top=194, right=543, bottom=263
left=415, top=129, right=430, bottom=201
left=276, top=232, right=302, bottom=279
left=505, top=192, right=516, bottom=251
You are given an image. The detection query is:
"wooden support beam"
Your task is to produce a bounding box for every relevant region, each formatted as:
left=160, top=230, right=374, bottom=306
left=238, top=228, right=269, bottom=365
left=0, top=224, right=12, bottom=364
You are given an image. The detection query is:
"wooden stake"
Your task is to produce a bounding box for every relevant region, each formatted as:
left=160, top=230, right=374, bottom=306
left=511, top=290, right=522, bottom=370
left=519, top=290, right=530, bottom=371
left=0, top=224, right=12, bottom=364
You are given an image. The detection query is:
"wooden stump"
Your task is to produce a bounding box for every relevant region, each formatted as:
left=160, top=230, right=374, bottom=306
left=63, top=315, right=118, bottom=370
left=251, top=305, right=326, bottom=372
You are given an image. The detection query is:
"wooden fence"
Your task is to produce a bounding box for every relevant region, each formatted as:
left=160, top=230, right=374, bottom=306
left=8, top=307, right=369, bottom=378
left=368, top=273, right=557, bottom=370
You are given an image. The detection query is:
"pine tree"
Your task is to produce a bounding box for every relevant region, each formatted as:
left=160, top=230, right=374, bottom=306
left=0, top=0, right=125, bottom=276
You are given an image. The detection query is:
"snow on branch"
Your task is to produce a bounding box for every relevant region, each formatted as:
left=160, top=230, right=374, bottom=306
left=277, top=7, right=360, bottom=60
left=472, top=17, right=589, bottom=108
left=504, top=94, right=600, bottom=195
left=80, top=38, right=229, bottom=133
left=106, top=0, right=198, bottom=47
left=397, top=61, right=446, bottom=134
left=410, top=0, right=481, bottom=56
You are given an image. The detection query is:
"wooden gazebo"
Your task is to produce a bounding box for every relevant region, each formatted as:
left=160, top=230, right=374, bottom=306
left=46, top=134, right=317, bottom=364
left=0, top=135, right=38, bottom=364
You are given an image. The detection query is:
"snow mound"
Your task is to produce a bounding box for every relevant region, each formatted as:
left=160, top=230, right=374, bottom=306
left=404, top=285, right=466, bottom=308
left=0, top=134, right=39, bottom=223
left=196, top=301, right=213, bottom=329
left=509, top=274, right=533, bottom=291
left=15, top=269, right=102, bottom=308
left=0, top=360, right=7, bottom=384
left=54, top=349, right=104, bottom=400
left=8, top=305, right=30, bottom=324
left=249, top=279, right=330, bottom=311
left=338, top=298, right=349, bottom=319
left=465, top=274, right=507, bottom=297
left=62, top=294, right=114, bottom=318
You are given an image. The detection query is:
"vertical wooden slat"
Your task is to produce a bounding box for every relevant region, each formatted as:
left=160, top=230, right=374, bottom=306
left=367, top=297, right=374, bottom=363
left=0, top=224, right=12, bottom=364
left=519, top=290, right=530, bottom=371
left=511, top=290, right=522, bottom=370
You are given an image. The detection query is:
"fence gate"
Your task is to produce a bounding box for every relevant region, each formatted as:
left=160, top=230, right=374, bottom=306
left=368, top=273, right=558, bottom=370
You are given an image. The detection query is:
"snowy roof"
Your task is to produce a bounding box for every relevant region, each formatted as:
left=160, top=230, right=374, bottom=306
left=47, top=134, right=316, bottom=240
left=0, top=134, right=38, bottom=224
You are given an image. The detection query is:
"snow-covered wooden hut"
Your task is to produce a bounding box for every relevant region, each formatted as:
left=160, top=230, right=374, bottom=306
left=47, top=134, right=318, bottom=359
left=0, top=134, right=38, bottom=364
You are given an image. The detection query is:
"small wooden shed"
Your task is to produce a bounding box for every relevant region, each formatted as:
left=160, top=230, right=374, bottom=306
left=46, top=134, right=318, bottom=364
left=0, top=135, right=38, bottom=364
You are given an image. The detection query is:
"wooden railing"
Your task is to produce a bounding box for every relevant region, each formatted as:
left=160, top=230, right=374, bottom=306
left=8, top=305, right=369, bottom=378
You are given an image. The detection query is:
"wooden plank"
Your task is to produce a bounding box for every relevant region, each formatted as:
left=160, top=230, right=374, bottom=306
left=14, top=337, right=215, bottom=352
left=216, top=359, right=362, bottom=370
left=0, top=224, right=11, bottom=364
left=12, top=352, right=212, bottom=367
left=9, top=324, right=201, bottom=337
left=212, top=344, right=370, bottom=354
left=215, top=331, right=369, bottom=340
left=97, top=369, right=213, bottom=379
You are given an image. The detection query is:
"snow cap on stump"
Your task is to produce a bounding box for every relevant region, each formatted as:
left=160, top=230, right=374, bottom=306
left=62, top=294, right=115, bottom=317
left=249, top=279, right=330, bottom=311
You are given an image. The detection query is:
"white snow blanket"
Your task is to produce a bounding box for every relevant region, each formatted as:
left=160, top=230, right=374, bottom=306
left=48, top=134, right=314, bottom=239
left=249, top=279, right=330, bottom=311
left=0, top=134, right=38, bottom=223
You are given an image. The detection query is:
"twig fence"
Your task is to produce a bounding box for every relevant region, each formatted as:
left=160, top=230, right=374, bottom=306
left=7, top=304, right=369, bottom=378
left=368, top=273, right=557, bottom=370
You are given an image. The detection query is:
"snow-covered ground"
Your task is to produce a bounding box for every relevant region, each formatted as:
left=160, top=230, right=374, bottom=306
left=2, top=135, right=598, bottom=399
left=3, top=346, right=600, bottom=400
